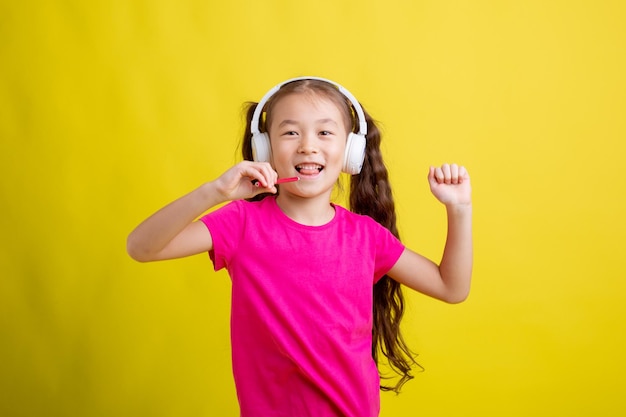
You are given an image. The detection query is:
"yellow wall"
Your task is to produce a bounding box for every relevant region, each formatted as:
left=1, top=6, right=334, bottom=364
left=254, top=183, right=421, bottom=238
left=1, top=1, right=625, bottom=416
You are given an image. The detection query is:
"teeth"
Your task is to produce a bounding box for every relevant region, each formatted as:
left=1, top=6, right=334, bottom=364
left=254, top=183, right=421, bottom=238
left=296, top=164, right=323, bottom=170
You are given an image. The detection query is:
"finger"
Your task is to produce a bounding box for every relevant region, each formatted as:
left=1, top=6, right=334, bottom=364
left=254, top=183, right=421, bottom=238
left=254, top=184, right=278, bottom=195
left=428, top=166, right=435, bottom=181
left=434, top=166, right=445, bottom=184
left=251, top=172, right=277, bottom=193
left=459, top=165, right=469, bottom=182
left=441, top=163, right=451, bottom=184
left=427, top=166, right=437, bottom=187
left=264, top=163, right=278, bottom=184
left=251, top=163, right=277, bottom=188
left=450, top=163, right=459, bottom=184
left=249, top=168, right=267, bottom=188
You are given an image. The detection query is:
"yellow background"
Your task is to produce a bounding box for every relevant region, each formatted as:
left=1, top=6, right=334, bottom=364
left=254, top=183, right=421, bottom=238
left=1, top=1, right=625, bottom=416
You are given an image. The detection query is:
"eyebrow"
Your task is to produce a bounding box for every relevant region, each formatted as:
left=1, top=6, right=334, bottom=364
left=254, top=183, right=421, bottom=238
left=277, top=118, right=339, bottom=127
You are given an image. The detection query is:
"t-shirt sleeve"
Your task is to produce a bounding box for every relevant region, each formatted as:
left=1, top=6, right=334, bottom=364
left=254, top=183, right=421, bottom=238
left=372, top=221, right=406, bottom=283
left=199, top=201, right=245, bottom=271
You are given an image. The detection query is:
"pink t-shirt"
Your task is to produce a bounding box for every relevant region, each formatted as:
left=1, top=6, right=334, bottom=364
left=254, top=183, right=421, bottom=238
left=200, top=196, right=405, bottom=417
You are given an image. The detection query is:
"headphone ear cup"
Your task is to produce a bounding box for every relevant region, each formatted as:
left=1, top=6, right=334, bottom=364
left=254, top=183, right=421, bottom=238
left=343, top=133, right=366, bottom=175
left=251, top=132, right=271, bottom=162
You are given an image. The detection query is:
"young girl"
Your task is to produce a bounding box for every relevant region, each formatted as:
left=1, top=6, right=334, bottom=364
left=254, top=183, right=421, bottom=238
left=127, top=77, right=472, bottom=417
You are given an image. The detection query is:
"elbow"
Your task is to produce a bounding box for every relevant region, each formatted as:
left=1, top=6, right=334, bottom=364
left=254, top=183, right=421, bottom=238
left=127, top=250, right=149, bottom=263
left=441, top=287, right=471, bottom=304
left=126, top=235, right=153, bottom=263
left=444, top=293, right=469, bottom=304
left=126, top=244, right=147, bottom=263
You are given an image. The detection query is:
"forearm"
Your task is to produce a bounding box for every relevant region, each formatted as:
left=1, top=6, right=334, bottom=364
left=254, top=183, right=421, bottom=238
left=438, top=203, right=473, bottom=303
left=126, top=181, right=224, bottom=261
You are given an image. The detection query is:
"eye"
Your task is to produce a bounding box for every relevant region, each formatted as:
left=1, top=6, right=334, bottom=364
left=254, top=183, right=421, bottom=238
left=282, top=131, right=298, bottom=136
left=319, top=130, right=333, bottom=136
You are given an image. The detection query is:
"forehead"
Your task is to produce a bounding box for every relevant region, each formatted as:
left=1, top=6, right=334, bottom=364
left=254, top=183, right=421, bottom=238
left=267, top=91, right=351, bottom=127
left=273, top=92, right=339, bottom=113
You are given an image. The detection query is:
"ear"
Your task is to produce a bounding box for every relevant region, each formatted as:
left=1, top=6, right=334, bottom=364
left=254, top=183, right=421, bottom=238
left=343, top=133, right=366, bottom=174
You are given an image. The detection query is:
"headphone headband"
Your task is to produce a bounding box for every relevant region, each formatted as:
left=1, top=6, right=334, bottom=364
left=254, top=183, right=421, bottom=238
left=250, top=76, right=368, bottom=136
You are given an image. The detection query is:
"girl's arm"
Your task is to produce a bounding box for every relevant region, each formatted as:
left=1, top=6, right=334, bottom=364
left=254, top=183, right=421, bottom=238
left=126, top=161, right=278, bottom=262
left=388, top=164, right=473, bottom=303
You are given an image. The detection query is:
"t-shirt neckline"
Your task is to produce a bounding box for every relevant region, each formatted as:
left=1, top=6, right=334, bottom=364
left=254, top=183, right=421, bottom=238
left=268, top=196, right=339, bottom=231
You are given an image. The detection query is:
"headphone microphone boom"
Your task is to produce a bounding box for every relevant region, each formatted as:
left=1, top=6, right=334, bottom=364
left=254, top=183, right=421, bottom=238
left=249, top=76, right=367, bottom=175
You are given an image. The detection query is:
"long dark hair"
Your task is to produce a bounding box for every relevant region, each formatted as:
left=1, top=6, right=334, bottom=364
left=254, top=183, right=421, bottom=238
left=350, top=110, right=422, bottom=392
left=240, top=79, right=418, bottom=392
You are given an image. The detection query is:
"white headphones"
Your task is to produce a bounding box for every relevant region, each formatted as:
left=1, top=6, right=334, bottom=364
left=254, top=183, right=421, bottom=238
left=250, top=76, right=368, bottom=175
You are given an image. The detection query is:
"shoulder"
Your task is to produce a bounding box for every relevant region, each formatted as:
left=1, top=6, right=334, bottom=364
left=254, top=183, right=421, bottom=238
left=214, top=196, right=273, bottom=214
left=201, top=197, right=273, bottom=230
left=335, top=203, right=403, bottom=240
left=334, top=204, right=386, bottom=230
left=333, top=205, right=399, bottom=245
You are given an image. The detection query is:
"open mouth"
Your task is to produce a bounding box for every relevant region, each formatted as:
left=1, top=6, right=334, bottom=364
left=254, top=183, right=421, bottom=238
left=295, top=164, right=324, bottom=175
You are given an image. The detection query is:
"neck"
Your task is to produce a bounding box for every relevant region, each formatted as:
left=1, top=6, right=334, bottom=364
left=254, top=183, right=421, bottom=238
left=275, top=192, right=335, bottom=226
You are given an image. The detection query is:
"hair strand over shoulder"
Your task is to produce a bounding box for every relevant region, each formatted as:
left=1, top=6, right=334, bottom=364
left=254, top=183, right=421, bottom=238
left=350, top=110, right=422, bottom=393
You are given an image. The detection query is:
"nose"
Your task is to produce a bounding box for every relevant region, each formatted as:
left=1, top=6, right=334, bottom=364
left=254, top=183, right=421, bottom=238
left=297, top=132, right=318, bottom=154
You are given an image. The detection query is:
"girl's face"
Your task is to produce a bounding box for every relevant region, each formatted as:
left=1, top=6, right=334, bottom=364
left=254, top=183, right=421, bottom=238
left=267, top=92, right=349, bottom=199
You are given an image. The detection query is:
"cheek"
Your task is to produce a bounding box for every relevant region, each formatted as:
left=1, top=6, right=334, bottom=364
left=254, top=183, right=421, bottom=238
left=324, top=144, right=346, bottom=172
left=333, top=141, right=347, bottom=160
left=270, top=141, right=294, bottom=158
